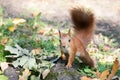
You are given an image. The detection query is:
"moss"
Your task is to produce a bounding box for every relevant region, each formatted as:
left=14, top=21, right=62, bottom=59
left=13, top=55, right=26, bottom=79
left=45, top=72, right=57, bottom=80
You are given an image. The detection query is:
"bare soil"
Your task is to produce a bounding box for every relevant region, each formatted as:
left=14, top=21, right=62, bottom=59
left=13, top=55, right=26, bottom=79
left=0, top=0, right=120, bottom=44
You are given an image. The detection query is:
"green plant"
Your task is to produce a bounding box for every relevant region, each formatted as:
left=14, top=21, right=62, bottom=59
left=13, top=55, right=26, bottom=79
left=78, top=66, right=96, bottom=78
left=4, top=44, right=55, bottom=79
left=5, top=44, right=37, bottom=69
left=0, top=44, right=6, bottom=62
left=0, top=71, right=8, bottom=80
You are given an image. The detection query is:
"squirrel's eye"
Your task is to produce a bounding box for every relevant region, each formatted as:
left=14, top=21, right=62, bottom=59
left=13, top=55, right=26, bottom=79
left=59, top=39, right=61, bottom=42
left=68, top=39, right=71, bottom=42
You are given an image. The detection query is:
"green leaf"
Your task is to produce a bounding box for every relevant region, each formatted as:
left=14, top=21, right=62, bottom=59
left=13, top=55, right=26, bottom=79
left=30, top=75, right=39, bottom=80
left=0, top=70, right=3, bottom=74
left=98, top=64, right=106, bottom=72
left=5, top=46, right=19, bottom=55
left=12, top=59, right=20, bottom=68
left=0, top=6, right=3, bottom=16
left=24, top=57, right=37, bottom=70
left=84, top=68, right=92, bottom=73
left=5, top=55, right=18, bottom=58
left=5, top=44, right=30, bottom=58
left=0, top=75, right=8, bottom=80
left=14, top=44, right=29, bottom=56
left=12, top=56, right=29, bottom=67
left=0, top=70, right=8, bottom=80
left=116, top=69, right=120, bottom=76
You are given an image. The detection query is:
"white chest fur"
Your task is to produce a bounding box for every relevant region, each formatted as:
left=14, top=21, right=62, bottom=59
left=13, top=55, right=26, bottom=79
left=76, top=51, right=81, bottom=56
left=63, top=47, right=81, bottom=56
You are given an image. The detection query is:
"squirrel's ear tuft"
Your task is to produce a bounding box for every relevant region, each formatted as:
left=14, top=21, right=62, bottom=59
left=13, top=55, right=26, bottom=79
left=68, top=29, right=71, bottom=37
left=58, top=29, right=61, bottom=38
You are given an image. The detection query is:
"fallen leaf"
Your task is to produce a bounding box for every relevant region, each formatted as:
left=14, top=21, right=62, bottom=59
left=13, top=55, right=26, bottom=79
left=81, top=76, right=92, bottom=80
left=31, top=48, right=41, bottom=55
left=32, top=12, right=41, bottom=17
left=37, top=29, right=45, bottom=35
left=19, top=76, right=23, bottom=80
left=8, top=26, right=16, bottom=32
left=1, top=37, right=8, bottom=45
left=104, top=45, right=110, bottom=51
left=19, top=68, right=31, bottom=80
left=96, top=69, right=101, bottom=79
left=42, top=69, right=50, bottom=79
left=13, top=18, right=26, bottom=25
left=37, top=27, right=52, bottom=35
left=100, top=69, right=109, bottom=80
left=0, top=62, right=9, bottom=72
left=106, top=56, right=114, bottom=63
left=92, top=78, right=100, bottom=80
left=107, top=59, right=119, bottom=80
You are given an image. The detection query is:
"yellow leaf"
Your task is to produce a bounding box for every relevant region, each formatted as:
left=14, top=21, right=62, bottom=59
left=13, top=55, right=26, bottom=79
left=100, top=69, right=110, bottom=80
left=23, top=68, right=31, bottom=76
left=107, top=59, right=119, bottom=80
left=32, top=12, right=40, bottom=17
left=8, top=26, right=16, bottom=32
left=19, top=75, right=24, bottom=80
left=13, top=18, right=26, bottom=24
left=96, top=69, right=101, bottom=78
left=81, top=76, right=92, bottom=80
left=42, top=69, right=50, bottom=79
left=19, top=68, right=31, bottom=80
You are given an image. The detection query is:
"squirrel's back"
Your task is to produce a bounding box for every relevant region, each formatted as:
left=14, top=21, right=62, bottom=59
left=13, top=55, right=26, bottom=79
left=70, top=7, right=94, bottom=30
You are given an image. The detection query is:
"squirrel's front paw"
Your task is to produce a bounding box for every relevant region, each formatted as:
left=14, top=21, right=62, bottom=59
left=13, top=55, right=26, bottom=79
left=66, top=63, right=72, bottom=69
left=61, top=55, right=67, bottom=60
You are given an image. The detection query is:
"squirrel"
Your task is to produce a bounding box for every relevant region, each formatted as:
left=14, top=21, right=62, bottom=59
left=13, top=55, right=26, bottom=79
left=59, top=6, right=95, bottom=68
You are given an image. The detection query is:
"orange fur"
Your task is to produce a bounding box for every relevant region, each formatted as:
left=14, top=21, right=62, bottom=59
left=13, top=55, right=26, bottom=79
left=59, top=7, right=95, bottom=68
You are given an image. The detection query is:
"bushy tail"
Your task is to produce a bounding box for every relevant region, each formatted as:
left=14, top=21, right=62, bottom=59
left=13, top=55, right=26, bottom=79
left=70, top=7, right=94, bottom=30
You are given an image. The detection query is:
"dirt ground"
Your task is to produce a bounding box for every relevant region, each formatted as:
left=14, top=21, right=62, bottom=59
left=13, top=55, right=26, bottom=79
left=0, top=0, right=120, bottom=44
left=0, top=0, right=120, bottom=21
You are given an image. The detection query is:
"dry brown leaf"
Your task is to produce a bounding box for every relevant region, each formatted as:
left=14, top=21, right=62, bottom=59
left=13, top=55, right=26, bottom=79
left=37, top=27, right=52, bottom=35
left=92, top=79, right=100, bottom=80
left=31, top=48, right=41, bottom=55
left=100, top=69, right=110, bottom=80
left=1, top=37, right=8, bottom=45
left=96, top=69, right=101, bottom=79
left=107, top=59, right=119, bottom=80
left=19, top=68, right=31, bottom=80
left=81, top=76, right=92, bottom=80
left=104, top=45, right=110, bottom=51
left=37, top=29, right=46, bottom=35
left=32, top=12, right=40, bottom=17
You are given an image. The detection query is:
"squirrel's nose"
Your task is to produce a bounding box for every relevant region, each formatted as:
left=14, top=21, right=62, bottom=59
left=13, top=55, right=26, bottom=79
left=62, top=46, right=65, bottom=48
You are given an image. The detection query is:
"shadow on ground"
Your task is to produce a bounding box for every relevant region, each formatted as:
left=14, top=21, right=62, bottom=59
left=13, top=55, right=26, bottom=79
left=41, top=18, right=120, bottom=47
left=95, top=20, right=120, bottom=46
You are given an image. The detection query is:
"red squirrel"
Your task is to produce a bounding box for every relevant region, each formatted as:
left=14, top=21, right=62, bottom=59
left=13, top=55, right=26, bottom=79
left=59, top=7, right=95, bottom=68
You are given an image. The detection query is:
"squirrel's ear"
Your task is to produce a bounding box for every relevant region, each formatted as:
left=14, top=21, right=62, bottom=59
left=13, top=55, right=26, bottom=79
left=68, top=29, right=71, bottom=37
